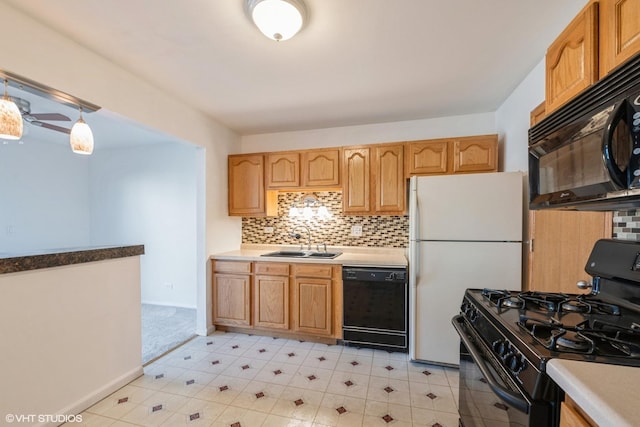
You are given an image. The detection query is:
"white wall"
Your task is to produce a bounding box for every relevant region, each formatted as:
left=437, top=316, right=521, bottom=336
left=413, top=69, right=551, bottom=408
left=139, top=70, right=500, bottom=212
left=90, top=143, right=198, bottom=308
left=496, top=59, right=546, bottom=172
left=240, top=112, right=496, bottom=153
left=0, top=257, right=142, bottom=427
left=0, top=2, right=241, bottom=336
left=0, top=140, right=90, bottom=252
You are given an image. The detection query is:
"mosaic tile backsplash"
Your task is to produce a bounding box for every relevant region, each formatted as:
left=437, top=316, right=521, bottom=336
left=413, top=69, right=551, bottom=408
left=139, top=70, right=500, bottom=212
left=613, top=210, right=640, bottom=241
left=242, top=192, right=409, bottom=248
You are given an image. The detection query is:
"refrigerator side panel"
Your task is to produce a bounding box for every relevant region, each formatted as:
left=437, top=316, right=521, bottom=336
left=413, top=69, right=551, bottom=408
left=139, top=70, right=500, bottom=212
left=413, top=241, right=522, bottom=365
left=415, top=172, right=523, bottom=242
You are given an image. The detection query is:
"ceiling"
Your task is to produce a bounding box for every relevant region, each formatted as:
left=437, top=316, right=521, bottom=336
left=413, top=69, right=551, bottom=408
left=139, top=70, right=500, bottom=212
left=5, top=0, right=587, bottom=141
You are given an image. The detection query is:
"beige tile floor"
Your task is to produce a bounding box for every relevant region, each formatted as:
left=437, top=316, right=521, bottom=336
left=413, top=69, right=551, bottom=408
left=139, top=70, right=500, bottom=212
left=75, top=331, right=460, bottom=426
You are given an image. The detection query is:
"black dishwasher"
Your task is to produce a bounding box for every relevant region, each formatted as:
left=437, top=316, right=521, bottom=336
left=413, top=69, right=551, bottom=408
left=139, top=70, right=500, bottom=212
left=342, top=266, right=408, bottom=352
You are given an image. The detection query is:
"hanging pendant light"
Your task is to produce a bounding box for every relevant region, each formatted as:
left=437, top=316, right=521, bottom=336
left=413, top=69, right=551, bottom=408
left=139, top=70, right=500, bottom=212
left=69, top=107, right=94, bottom=155
left=246, top=0, right=306, bottom=41
left=0, top=79, right=23, bottom=140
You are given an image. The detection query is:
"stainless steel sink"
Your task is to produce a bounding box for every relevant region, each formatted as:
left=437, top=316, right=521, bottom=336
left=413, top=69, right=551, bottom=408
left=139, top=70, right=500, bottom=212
left=261, top=250, right=342, bottom=259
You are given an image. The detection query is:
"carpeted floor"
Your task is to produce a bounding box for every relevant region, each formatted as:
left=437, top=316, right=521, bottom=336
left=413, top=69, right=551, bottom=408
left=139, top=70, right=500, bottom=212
left=141, top=303, right=196, bottom=364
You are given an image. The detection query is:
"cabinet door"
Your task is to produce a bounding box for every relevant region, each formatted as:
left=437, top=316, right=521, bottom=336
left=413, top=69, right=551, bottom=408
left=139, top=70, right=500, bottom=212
left=530, top=102, right=547, bottom=126
left=213, top=274, right=251, bottom=326
left=406, top=140, right=449, bottom=176
left=266, top=152, right=300, bottom=189
left=452, top=135, right=498, bottom=173
left=528, top=210, right=612, bottom=293
left=228, top=154, right=266, bottom=216
left=545, top=2, right=599, bottom=113
left=254, top=275, right=289, bottom=330
left=293, top=277, right=332, bottom=336
left=373, top=144, right=405, bottom=213
left=560, top=398, right=597, bottom=427
left=342, top=147, right=371, bottom=214
left=301, top=149, right=341, bottom=187
left=599, top=0, right=640, bottom=77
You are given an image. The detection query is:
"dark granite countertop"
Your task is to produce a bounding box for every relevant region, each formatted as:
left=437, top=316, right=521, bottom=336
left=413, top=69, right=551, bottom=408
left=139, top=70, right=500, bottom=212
left=0, top=245, right=145, bottom=274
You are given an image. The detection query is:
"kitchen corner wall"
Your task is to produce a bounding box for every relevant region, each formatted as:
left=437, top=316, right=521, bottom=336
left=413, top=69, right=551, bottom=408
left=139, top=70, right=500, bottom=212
left=613, top=210, right=640, bottom=240
left=242, top=192, right=409, bottom=248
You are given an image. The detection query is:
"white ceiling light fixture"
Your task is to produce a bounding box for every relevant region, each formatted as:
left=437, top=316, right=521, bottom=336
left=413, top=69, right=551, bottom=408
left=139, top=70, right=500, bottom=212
left=0, top=79, right=23, bottom=140
left=246, top=0, right=307, bottom=41
left=69, top=107, right=94, bottom=155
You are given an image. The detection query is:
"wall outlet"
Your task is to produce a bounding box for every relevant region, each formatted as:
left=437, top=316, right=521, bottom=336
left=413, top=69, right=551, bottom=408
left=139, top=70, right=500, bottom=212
left=264, top=226, right=275, bottom=234
left=351, top=225, right=363, bottom=237
left=163, top=282, right=174, bottom=289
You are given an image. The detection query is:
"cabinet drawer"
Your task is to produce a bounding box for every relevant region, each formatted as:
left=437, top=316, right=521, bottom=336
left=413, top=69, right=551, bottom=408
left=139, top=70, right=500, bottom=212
left=254, top=262, right=290, bottom=276
left=214, top=260, right=252, bottom=274
left=293, top=264, right=333, bottom=278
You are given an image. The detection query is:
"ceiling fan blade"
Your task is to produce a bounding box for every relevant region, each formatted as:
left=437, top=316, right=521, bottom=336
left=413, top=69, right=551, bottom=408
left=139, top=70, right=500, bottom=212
left=29, top=113, right=71, bottom=121
left=31, top=121, right=71, bottom=134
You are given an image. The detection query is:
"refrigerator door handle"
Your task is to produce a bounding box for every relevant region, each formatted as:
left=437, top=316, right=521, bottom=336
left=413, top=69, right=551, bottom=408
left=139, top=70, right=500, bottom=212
left=409, top=177, right=420, bottom=284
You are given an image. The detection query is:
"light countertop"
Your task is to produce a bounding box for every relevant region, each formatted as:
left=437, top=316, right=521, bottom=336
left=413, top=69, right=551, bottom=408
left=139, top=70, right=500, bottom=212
left=211, top=244, right=407, bottom=267
left=547, top=359, right=640, bottom=427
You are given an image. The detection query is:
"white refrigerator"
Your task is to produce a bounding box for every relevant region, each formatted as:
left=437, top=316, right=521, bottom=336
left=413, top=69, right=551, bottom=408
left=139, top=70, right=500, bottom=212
left=409, top=172, right=523, bottom=366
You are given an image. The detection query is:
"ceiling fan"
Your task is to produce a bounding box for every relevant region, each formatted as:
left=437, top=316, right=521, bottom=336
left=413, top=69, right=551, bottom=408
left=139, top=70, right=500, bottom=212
left=12, top=96, right=72, bottom=134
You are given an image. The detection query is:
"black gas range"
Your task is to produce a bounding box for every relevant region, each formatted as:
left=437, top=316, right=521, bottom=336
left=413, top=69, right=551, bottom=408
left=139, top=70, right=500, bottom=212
left=452, top=239, right=640, bottom=427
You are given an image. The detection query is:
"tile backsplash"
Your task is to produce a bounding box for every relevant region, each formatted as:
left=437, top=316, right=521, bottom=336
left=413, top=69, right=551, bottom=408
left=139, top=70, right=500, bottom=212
left=613, top=210, right=640, bottom=241
left=242, top=192, right=409, bottom=248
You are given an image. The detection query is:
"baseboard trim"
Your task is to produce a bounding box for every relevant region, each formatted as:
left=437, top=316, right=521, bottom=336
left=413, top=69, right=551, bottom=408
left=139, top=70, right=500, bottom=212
left=37, top=366, right=143, bottom=427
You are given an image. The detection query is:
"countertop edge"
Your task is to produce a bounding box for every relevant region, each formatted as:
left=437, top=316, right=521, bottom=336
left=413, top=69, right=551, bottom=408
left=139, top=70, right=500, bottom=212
left=210, top=246, right=407, bottom=267
left=0, top=245, right=145, bottom=274
left=547, top=359, right=638, bottom=427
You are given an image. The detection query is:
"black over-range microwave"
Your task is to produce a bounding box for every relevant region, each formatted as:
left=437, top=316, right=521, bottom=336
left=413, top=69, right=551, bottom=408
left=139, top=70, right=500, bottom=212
left=529, top=52, right=640, bottom=210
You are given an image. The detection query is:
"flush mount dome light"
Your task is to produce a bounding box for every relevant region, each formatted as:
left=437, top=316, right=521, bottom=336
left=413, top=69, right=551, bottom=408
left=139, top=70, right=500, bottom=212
left=246, top=0, right=307, bottom=41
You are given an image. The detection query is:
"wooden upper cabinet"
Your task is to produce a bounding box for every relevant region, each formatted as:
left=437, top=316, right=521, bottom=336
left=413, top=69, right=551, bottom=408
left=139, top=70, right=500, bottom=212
left=530, top=102, right=547, bottom=126
left=545, top=2, right=599, bottom=114
left=266, top=152, right=300, bottom=189
left=599, top=0, right=640, bottom=77
left=406, top=139, right=448, bottom=175
left=452, top=135, right=498, bottom=173
left=301, top=149, right=341, bottom=187
left=406, top=135, right=498, bottom=177
left=527, top=209, right=612, bottom=293
left=342, top=147, right=371, bottom=214
left=228, top=154, right=266, bottom=216
left=373, top=144, right=405, bottom=214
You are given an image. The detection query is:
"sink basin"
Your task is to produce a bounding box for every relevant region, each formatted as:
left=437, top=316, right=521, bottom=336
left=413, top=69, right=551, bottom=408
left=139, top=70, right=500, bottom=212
left=261, top=250, right=342, bottom=259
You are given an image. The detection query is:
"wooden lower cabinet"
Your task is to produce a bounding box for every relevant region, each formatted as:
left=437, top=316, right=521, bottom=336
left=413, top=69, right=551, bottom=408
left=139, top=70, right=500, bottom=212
left=212, top=260, right=341, bottom=340
left=560, top=396, right=597, bottom=427
left=254, top=275, right=289, bottom=330
left=293, top=277, right=332, bottom=336
left=213, top=273, right=251, bottom=326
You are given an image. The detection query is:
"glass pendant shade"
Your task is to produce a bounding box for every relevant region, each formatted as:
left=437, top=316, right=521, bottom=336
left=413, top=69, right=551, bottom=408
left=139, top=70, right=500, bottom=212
left=249, top=0, right=305, bottom=41
left=69, top=115, right=94, bottom=155
left=302, top=205, right=313, bottom=219
left=0, top=82, right=23, bottom=140
left=288, top=206, right=300, bottom=217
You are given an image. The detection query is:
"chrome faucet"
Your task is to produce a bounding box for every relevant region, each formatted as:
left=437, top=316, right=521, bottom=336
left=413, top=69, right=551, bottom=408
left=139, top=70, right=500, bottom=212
left=289, top=225, right=312, bottom=250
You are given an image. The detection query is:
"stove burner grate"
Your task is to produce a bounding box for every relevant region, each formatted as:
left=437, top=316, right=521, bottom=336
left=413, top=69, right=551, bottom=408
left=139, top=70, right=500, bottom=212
left=481, top=288, right=524, bottom=309
left=518, top=315, right=640, bottom=358
left=518, top=291, right=570, bottom=312
left=560, top=295, right=621, bottom=316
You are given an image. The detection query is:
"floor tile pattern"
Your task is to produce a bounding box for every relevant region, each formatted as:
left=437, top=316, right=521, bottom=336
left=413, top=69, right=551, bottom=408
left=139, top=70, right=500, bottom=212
left=75, top=332, right=460, bottom=426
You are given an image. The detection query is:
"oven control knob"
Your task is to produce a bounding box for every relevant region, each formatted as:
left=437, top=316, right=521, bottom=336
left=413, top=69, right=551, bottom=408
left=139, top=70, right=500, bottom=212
left=492, top=340, right=508, bottom=356
left=505, top=352, right=524, bottom=372
left=468, top=307, right=478, bottom=322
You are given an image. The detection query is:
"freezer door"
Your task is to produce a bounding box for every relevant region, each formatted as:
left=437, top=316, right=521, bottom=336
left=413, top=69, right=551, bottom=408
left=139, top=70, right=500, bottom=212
left=413, top=172, right=523, bottom=242
left=412, top=241, right=522, bottom=366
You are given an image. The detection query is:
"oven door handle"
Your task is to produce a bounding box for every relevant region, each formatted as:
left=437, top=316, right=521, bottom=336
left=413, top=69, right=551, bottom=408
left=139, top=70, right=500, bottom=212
left=452, top=315, right=529, bottom=413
